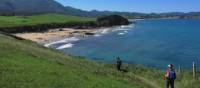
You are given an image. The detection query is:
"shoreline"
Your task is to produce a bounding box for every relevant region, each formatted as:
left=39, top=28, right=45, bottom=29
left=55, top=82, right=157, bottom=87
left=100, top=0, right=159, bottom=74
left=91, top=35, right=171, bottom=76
left=14, top=28, right=98, bottom=44
left=14, top=24, right=134, bottom=49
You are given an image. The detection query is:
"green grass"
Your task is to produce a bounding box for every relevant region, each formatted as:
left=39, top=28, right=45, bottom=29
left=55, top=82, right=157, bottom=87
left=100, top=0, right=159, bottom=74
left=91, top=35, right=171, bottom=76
left=127, top=65, right=200, bottom=88
left=0, top=32, right=199, bottom=88
left=0, top=14, right=96, bottom=28
left=0, top=33, right=150, bottom=88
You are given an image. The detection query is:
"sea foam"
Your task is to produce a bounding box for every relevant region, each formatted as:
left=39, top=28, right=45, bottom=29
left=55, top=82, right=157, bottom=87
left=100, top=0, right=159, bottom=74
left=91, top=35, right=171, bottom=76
left=56, top=43, right=74, bottom=49
left=44, top=37, right=79, bottom=47
left=118, top=32, right=125, bottom=35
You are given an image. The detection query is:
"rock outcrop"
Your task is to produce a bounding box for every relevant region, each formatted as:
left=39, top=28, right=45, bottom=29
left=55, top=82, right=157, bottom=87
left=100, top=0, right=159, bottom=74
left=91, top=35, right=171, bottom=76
left=97, top=15, right=129, bottom=26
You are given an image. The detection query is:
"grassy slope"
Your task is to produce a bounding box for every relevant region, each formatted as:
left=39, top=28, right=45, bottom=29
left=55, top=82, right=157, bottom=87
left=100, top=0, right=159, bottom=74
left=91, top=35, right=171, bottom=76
left=0, top=33, right=152, bottom=88
left=0, top=14, right=96, bottom=28
left=0, top=32, right=200, bottom=88
left=129, top=65, right=200, bottom=88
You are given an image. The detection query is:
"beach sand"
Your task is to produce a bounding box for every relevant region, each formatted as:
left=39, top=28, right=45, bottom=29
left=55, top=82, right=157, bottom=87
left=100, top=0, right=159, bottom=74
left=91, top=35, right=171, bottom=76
left=14, top=28, right=96, bottom=43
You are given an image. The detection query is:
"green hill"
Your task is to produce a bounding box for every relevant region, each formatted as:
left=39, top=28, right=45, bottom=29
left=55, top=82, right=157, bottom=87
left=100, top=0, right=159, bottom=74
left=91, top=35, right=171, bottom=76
left=0, top=14, right=96, bottom=28
left=0, top=32, right=200, bottom=88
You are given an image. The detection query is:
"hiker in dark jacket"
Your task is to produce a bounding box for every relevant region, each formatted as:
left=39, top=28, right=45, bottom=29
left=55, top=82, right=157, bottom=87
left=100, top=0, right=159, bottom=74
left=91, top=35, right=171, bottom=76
left=165, top=64, right=176, bottom=88
left=116, top=57, right=122, bottom=71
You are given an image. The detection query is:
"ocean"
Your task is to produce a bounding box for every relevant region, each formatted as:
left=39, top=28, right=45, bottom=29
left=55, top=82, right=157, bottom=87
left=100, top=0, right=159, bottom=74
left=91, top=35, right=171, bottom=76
left=50, top=19, right=200, bottom=69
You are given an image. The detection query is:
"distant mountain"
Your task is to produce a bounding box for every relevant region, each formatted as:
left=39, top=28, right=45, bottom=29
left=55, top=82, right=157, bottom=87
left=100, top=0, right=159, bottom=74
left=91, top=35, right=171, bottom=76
left=63, top=6, right=200, bottom=19
left=0, top=0, right=114, bottom=16
left=64, top=6, right=90, bottom=16
left=0, top=0, right=66, bottom=15
left=64, top=6, right=146, bottom=18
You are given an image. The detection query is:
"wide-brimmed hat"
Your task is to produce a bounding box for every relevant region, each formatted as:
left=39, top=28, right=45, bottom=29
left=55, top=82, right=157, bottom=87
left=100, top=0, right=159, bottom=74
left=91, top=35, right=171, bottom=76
left=168, top=64, right=173, bottom=68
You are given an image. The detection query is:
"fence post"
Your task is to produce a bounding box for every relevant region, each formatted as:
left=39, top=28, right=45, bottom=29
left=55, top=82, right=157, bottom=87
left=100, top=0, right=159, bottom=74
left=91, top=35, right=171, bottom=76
left=178, top=66, right=181, bottom=74
left=193, top=61, right=196, bottom=79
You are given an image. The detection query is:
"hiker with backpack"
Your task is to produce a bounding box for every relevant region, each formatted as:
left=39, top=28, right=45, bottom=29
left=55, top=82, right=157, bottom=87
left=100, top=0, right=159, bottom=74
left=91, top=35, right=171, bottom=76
left=165, top=64, right=176, bottom=88
left=116, top=57, right=122, bottom=71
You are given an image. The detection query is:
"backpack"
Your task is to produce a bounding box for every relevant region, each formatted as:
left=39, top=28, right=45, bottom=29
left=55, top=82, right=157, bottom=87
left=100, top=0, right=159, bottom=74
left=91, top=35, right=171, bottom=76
left=168, top=70, right=176, bottom=79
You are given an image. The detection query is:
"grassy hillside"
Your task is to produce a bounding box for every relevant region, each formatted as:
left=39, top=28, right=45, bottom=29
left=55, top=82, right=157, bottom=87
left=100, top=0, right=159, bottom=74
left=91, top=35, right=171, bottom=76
left=0, top=14, right=96, bottom=28
left=0, top=33, right=152, bottom=88
left=0, top=32, right=199, bottom=88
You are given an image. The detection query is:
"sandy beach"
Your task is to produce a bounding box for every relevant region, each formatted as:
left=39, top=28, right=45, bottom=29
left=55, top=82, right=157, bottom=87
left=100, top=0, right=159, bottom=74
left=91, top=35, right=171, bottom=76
left=14, top=28, right=97, bottom=43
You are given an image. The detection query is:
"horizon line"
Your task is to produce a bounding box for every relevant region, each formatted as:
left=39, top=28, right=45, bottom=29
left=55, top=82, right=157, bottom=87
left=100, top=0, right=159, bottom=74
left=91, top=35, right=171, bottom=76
left=65, top=6, right=200, bottom=14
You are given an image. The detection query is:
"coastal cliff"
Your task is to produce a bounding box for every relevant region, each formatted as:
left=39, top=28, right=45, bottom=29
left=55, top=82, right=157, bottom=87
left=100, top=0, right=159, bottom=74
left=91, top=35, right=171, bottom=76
left=0, top=14, right=130, bottom=33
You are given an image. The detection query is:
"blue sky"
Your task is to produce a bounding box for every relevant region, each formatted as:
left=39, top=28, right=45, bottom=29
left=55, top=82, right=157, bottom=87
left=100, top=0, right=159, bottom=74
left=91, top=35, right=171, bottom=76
left=56, top=0, right=200, bottom=13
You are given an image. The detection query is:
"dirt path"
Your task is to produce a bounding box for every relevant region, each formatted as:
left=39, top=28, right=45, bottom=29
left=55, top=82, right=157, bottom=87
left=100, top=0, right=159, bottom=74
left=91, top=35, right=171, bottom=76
left=131, top=73, right=162, bottom=88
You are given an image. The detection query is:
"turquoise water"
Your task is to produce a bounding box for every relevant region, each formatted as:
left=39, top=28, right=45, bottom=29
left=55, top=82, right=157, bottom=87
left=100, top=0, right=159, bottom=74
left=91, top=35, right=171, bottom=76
left=62, top=19, right=200, bottom=69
